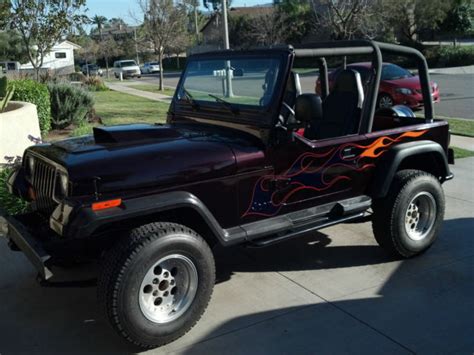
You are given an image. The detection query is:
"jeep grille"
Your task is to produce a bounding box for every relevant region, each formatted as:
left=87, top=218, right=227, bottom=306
left=29, top=156, right=59, bottom=213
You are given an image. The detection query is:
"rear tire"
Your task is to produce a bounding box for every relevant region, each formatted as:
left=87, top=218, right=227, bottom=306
left=98, top=222, right=215, bottom=349
left=372, top=170, right=445, bottom=258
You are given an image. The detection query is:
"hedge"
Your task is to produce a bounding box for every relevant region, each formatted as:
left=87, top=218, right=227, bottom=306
left=10, top=79, right=51, bottom=134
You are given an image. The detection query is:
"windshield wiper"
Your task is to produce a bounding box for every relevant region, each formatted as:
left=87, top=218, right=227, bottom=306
left=208, top=94, right=239, bottom=114
left=181, top=88, right=199, bottom=110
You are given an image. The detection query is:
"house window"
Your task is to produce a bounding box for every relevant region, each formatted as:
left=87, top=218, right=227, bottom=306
left=55, top=52, right=67, bottom=59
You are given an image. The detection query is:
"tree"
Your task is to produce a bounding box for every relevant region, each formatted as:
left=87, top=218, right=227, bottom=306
left=7, top=0, right=87, bottom=79
left=138, top=0, right=189, bottom=91
left=276, top=0, right=313, bottom=44
left=439, top=0, right=472, bottom=35
left=0, top=0, right=10, bottom=29
left=92, top=15, right=111, bottom=78
left=382, top=0, right=453, bottom=43
left=0, top=30, right=31, bottom=63
left=203, top=0, right=231, bottom=12
left=249, top=10, right=288, bottom=46
left=311, top=0, right=384, bottom=40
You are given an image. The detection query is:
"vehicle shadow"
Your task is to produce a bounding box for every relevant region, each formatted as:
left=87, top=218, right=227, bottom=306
left=0, top=218, right=471, bottom=354
left=179, top=217, right=474, bottom=355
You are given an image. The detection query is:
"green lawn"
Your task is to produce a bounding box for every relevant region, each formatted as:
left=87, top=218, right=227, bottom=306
left=444, top=117, right=474, bottom=138
left=453, top=146, right=474, bottom=159
left=92, top=90, right=170, bottom=126
left=129, top=84, right=176, bottom=97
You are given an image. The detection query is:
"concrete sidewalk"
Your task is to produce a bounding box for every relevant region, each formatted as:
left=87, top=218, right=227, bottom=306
left=451, top=134, right=474, bottom=151
left=0, top=153, right=472, bottom=354
left=106, top=82, right=172, bottom=103
left=429, top=65, right=474, bottom=75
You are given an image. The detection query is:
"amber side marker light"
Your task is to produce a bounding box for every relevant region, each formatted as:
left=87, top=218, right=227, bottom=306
left=92, top=198, right=122, bottom=211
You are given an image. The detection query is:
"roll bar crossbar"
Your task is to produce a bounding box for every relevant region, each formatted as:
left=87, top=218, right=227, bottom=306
left=294, top=40, right=434, bottom=133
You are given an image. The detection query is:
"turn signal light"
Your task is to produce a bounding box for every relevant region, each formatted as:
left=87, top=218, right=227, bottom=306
left=92, top=199, right=122, bottom=211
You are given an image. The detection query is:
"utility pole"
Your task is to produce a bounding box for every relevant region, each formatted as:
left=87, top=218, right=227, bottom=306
left=134, top=27, right=139, bottom=64
left=222, top=0, right=233, bottom=97
left=194, top=2, right=199, bottom=43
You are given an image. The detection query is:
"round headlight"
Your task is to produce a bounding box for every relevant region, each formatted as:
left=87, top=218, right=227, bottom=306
left=56, top=172, right=69, bottom=198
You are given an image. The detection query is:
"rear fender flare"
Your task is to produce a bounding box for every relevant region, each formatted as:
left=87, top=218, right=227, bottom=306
left=370, top=140, right=450, bottom=198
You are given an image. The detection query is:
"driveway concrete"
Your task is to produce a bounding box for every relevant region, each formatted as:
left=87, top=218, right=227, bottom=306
left=0, top=158, right=472, bottom=355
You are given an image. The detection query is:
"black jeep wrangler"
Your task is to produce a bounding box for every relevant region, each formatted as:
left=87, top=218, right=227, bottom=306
left=1, top=41, right=454, bottom=349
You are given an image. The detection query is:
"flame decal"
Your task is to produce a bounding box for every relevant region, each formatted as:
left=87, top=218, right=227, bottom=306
left=242, top=130, right=428, bottom=218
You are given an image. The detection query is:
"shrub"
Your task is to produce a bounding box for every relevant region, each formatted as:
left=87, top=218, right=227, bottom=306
left=0, top=168, right=28, bottom=215
left=48, top=83, right=94, bottom=129
left=425, top=45, right=474, bottom=68
left=82, top=76, right=109, bottom=92
left=71, top=122, right=94, bottom=137
left=10, top=79, right=51, bottom=134
left=69, top=72, right=86, bottom=82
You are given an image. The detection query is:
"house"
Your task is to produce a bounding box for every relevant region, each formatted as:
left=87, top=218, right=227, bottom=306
left=20, top=40, right=81, bottom=75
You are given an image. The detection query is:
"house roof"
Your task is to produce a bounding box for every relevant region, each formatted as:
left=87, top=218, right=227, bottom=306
left=55, top=40, right=82, bottom=50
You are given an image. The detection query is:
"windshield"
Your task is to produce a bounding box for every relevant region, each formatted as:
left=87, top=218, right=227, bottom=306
left=178, top=57, right=281, bottom=108
left=382, top=64, right=413, bottom=80
left=149, top=62, right=159, bottom=66
left=120, top=61, right=137, bottom=67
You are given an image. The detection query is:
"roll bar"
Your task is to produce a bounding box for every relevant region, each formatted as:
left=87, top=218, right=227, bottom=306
left=294, top=40, right=434, bottom=133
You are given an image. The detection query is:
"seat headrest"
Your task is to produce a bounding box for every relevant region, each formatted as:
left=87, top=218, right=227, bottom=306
left=333, top=69, right=364, bottom=108
left=295, top=93, right=322, bottom=123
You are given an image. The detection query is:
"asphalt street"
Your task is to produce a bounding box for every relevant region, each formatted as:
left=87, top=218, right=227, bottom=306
left=137, top=71, right=474, bottom=119
left=0, top=157, right=472, bottom=354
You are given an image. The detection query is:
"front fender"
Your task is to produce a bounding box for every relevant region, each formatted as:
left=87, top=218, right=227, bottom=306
left=370, top=140, right=452, bottom=198
left=63, top=191, right=233, bottom=244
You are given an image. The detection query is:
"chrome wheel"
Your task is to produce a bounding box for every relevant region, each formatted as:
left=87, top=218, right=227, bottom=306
left=139, top=254, right=198, bottom=324
left=404, top=191, right=437, bottom=241
left=379, top=95, right=393, bottom=108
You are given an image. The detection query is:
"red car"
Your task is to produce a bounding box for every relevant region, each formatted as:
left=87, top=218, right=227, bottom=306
left=316, top=62, right=440, bottom=109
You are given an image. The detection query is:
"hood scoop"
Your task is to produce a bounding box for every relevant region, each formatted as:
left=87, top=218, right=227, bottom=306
left=93, top=124, right=182, bottom=144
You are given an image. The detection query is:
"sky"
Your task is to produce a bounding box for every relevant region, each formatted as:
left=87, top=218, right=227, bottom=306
left=85, top=0, right=268, bottom=25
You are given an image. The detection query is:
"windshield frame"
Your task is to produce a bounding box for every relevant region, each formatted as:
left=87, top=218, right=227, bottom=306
left=170, top=49, right=293, bottom=128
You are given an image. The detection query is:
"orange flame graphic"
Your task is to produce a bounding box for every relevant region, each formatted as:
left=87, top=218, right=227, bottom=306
left=359, top=130, right=428, bottom=159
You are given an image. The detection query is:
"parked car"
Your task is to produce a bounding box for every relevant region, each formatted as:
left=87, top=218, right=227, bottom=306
left=113, top=59, right=141, bottom=79
left=316, top=62, right=440, bottom=109
left=141, top=61, right=161, bottom=74
left=81, top=64, right=103, bottom=77
left=2, top=41, right=454, bottom=350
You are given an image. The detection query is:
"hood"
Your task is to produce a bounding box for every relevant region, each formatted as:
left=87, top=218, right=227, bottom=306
left=29, top=123, right=266, bottom=195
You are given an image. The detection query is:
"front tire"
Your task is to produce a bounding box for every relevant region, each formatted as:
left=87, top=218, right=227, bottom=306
left=372, top=170, right=445, bottom=258
left=98, top=222, right=215, bottom=349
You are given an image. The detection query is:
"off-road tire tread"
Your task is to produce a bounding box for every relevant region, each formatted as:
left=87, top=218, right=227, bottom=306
left=372, top=169, right=443, bottom=258
left=97, top=222, right=215, bottom=349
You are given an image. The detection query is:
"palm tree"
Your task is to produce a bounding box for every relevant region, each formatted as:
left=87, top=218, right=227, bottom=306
left=91, top=15, right=109, bottom=78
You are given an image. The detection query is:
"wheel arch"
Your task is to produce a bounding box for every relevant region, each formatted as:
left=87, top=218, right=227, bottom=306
left=369, top=140, right=451, bottom=199
left=67, top=191, right=228, bottom=248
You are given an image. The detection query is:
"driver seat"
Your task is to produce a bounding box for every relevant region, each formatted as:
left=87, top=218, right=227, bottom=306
left=306, top=69, right=364, bottom=140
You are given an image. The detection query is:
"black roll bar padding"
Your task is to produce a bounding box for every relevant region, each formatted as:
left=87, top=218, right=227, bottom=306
left=294, top=40, right=382, bottom=133
left=375, top=41, right=434, bottom=122
left=318, top=57, right=329, bottom=100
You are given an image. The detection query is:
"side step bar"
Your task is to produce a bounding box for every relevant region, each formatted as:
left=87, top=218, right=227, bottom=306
left=248, top=212, right=365, bottom=247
